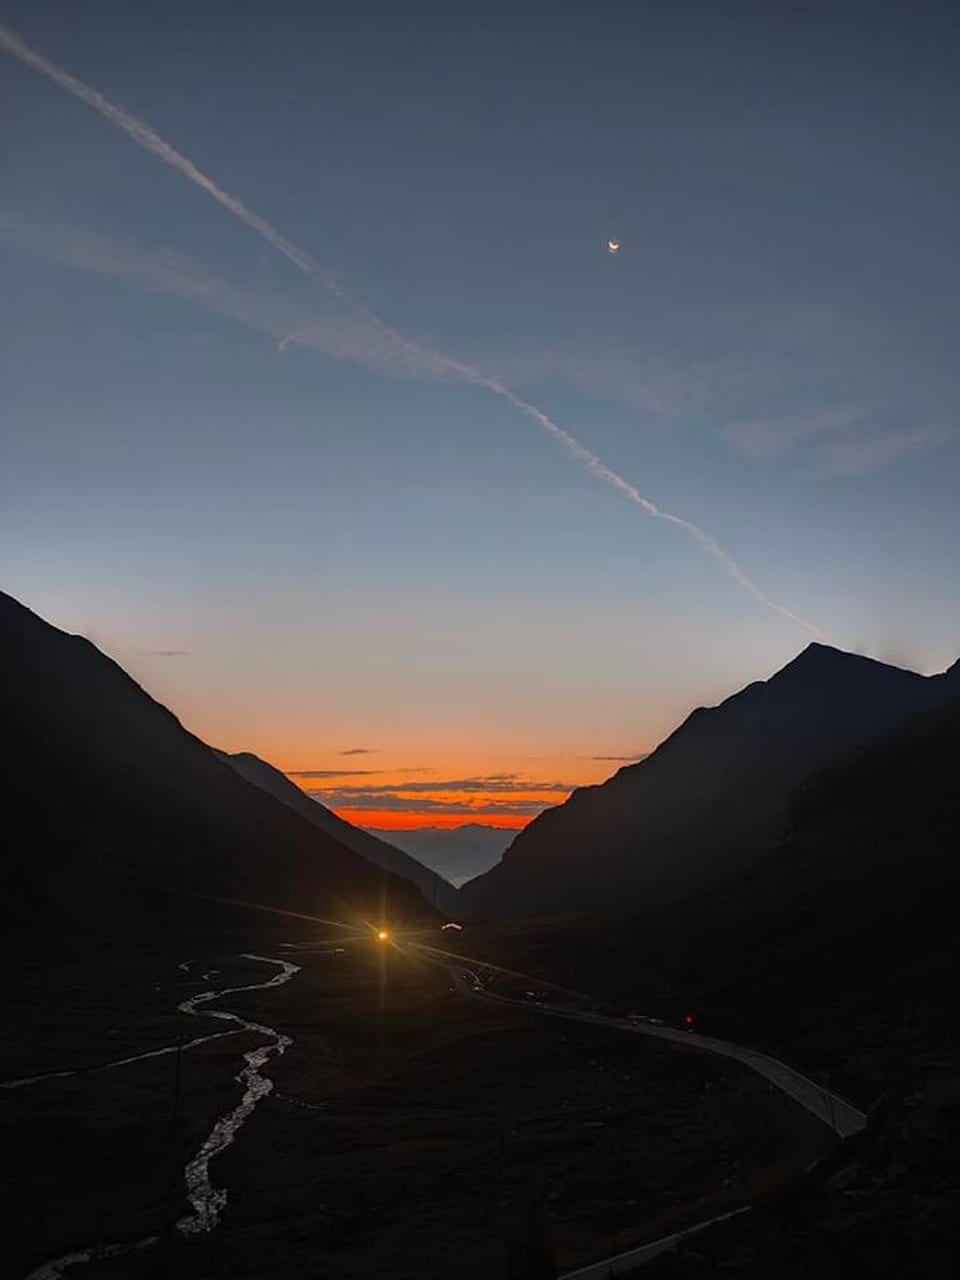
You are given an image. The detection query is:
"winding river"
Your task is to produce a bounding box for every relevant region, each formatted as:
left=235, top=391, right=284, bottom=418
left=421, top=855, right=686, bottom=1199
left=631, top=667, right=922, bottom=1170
left=18, top=953, right=301, bottom=1279
left=176, top=954, right=299, bottom=1234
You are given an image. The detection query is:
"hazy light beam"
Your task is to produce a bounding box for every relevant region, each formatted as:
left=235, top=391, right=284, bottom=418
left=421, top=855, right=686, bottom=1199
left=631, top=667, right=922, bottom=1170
left=1, top=21, right=823, bottom=637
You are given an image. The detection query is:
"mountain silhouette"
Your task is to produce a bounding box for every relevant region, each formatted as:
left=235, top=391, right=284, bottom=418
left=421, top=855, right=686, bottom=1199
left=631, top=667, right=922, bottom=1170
left=217, top=750, right=460, bottom=914
left=365, top=822, right=511, bottom=886
left=0, top=591, right=429, bottom=935
left=461, top=643, right=960, bottom=918
left=604, top=686, right=960, bottom=1046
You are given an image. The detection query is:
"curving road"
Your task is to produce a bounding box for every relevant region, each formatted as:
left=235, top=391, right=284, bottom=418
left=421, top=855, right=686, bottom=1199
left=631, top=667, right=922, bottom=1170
left=560, top=1206, right=753, bottom=1280
left=410, top=941, right=866, bottom=1277
left=413, top=943, right=865, bottom=1138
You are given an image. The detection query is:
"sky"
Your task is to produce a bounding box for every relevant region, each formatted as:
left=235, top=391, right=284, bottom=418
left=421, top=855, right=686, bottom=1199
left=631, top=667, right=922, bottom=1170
left=2, top=1, right=959, bottom=830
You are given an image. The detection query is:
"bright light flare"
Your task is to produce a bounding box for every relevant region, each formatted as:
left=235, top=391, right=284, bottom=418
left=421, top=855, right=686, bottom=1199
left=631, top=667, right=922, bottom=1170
left=377, top=929, right=390, bottom=942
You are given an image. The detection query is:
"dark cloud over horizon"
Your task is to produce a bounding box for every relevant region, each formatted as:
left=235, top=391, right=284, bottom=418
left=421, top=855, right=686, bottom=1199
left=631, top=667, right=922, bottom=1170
left=287, top=769, right=380, bottom=779
left=303, top=770, right=577, bottom=817
left=287, top=766, right=433, bottom=779
left=316, top=773, right=576, bottom=797
left=306, top=790, right=548, bottom=816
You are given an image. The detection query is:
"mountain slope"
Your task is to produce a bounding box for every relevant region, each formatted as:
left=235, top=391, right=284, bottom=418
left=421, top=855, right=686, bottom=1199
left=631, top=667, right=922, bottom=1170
left=658, top=688, right=960, bottom=1032
left=462, top=644, right=960, bottom=918
left=482, top=698, right=960, bottom=1276
left=217, top=750, right=460, bottom=914
left=0, top=591, right=429, bottom=933
left=471, top=688, right=960, bottom=1081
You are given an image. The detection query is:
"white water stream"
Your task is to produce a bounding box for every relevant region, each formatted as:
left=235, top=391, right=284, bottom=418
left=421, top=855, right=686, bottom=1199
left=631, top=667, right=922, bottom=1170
left=176, top=954, right=299, bottom=1234
left=20, top=953, right=300, bottom=1279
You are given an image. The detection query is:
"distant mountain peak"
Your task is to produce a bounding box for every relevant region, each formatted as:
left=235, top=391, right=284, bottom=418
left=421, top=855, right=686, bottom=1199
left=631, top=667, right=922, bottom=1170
left=783, top=641, right=865, bottom=670
left=799, top=640, right=846, bottom=657
left=462, top=637, right=954, bottom=918
left=769, top=641, right=923, bottom=689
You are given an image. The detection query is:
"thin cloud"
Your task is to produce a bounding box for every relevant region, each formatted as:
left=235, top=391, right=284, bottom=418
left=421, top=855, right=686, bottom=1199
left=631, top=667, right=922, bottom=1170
left=286, top=766, right=432, bottom=779
left=720, top=407, right=862, bottom=460
left=492, top=346, right=771, bottom=423
left=145, top=649, right=191, bottom=657
left=340, top=747, right=377, bottom=756
left=0, top=218, right=441, bottom=380
left=719, top=406, right=954, bottom=477
left=313, top=774, right=577, bottom=796
left=588, top=753, right=649, bottom=762
left=286, top=769, right=381, bottom=779
left=819, top=426, right=953, bottom=477
left=305, top=772, right=578, bottom=816
left=312, top=792, right=549, bottom=816
left=0, top=20, right=823, bottom=638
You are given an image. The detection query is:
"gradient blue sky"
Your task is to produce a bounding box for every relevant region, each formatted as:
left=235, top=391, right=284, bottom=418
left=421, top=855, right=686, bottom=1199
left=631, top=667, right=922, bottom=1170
left=2, top=1, right=959, bottom=826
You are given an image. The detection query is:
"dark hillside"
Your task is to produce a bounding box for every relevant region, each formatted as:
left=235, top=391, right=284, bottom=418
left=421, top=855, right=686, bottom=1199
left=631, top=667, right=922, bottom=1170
left=464, top=694, right=960, bottom=1103
left=0, top=591, right=428, bottom=937
left=218, top=749, right=459, bottom=914
left=463, top=644, right=960, bottom=919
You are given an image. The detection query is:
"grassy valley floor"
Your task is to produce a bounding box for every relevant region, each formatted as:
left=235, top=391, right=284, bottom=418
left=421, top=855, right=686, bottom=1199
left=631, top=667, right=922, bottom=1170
left=3, top=928, right=831, bottom=1279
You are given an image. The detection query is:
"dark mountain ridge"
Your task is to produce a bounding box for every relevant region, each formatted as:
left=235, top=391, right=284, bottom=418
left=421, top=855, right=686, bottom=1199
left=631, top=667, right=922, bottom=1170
left=462, top=643, right=960, bottom=918
left=0, top=591, right=429, bottom=935
left=468, top=686, right=960, bottom=1095
left=499, top=696, right=960, bottom=1276
left=217, top=749, right=460, bottom=914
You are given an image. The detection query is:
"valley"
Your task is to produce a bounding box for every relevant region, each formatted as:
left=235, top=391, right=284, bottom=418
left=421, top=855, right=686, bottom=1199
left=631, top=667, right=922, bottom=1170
left=6, top=5, right=960, bottom=1273
left=3, top=592, right=959, bottom=1276
left=2, top=932, right=831, bottom=1279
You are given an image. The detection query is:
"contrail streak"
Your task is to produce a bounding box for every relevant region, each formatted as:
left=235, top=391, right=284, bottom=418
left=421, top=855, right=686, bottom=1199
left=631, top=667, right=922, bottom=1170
left=0, top=23, right=347, bottom=299
left=0, top=21, right=823, bottom=637
left=447, top=365, right=824, bottom=635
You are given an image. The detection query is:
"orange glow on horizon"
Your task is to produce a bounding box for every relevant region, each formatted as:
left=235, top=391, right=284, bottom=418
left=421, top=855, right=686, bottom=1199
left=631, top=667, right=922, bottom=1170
left=335, top=808, right=530, bottom=832
left=288, top=771, right=582, bottom=833
left=231, top=751, right=637, bottom=835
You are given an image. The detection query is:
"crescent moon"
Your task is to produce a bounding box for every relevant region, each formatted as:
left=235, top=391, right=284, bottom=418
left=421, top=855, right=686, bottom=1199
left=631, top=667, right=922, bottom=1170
left=607, top=240, right=621, bottom=253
